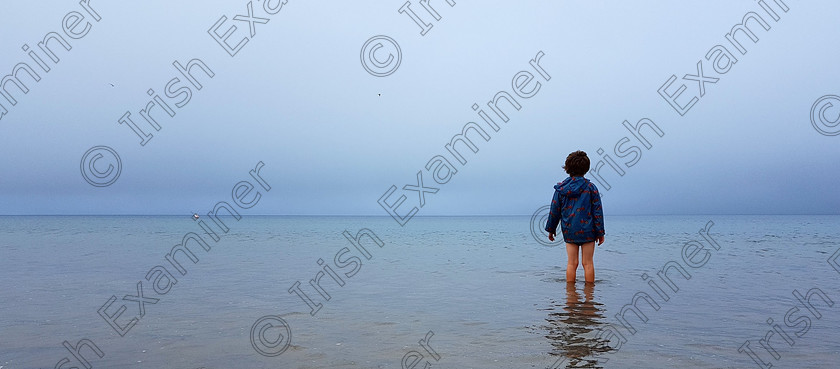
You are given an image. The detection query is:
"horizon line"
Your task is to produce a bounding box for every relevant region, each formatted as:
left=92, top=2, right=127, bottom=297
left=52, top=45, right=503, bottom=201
left=0, top=213, right=838, bottom=217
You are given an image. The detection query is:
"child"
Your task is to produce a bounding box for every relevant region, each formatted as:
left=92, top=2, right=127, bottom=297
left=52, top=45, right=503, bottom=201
left=545, top=151, right=605, bottom=283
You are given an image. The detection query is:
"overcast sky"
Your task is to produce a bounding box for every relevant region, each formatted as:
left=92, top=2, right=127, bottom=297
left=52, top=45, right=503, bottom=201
left=0, top=0, right=838, bottom=215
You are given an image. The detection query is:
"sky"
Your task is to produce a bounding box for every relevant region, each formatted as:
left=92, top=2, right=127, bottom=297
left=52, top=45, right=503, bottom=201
left=0, top=0, right=838, bottom=216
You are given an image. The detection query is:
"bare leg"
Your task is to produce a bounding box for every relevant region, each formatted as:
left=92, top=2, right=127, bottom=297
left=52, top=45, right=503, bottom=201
left=565, top=243, right=580, bottom=283
left=580, top=242, right=596, bottom=283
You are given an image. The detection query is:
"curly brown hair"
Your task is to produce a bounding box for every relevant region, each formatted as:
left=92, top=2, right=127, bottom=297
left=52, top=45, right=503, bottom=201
left=563, top=150, right=590, bottom=177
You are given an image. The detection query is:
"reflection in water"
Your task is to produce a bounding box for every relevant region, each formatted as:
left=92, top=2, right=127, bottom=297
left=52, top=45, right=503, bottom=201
left=544, top=283, right=613, bottom=368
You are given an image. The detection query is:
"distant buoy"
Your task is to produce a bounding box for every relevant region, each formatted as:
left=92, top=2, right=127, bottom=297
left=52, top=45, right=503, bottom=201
left=192, top=213, right=200, bottom=220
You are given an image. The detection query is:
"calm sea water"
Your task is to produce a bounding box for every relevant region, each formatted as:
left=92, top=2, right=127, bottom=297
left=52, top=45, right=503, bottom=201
left=1, top=215, right=839, bottom=368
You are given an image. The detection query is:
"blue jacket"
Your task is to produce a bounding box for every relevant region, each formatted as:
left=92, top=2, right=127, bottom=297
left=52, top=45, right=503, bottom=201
left=545, top=176, right=605, bottom=243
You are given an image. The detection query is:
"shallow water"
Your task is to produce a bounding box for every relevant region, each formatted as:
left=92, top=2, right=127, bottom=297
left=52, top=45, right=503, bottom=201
left=1, top=215, right=839, bottom=368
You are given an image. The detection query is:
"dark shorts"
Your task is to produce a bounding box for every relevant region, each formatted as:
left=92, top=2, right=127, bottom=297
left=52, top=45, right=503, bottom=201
left=566, top=240, right=594, bottom=246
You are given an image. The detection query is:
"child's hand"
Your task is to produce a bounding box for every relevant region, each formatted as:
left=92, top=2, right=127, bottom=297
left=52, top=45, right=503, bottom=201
left=548, top=232, right=555, bottom=242
left=597, top=236, right=605, bottom=245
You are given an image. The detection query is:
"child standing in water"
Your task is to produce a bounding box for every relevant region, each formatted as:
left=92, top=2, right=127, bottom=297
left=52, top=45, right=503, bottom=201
left=545, top=151, right=605, bottom=283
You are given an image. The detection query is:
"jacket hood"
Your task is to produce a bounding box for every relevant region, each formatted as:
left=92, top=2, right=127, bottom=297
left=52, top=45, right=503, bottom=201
left=554, top=176, right=588, bottom=198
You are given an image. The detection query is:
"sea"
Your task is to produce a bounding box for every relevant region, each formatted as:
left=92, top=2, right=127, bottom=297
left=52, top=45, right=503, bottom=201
left=1, top=215, right=839, bottom=369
